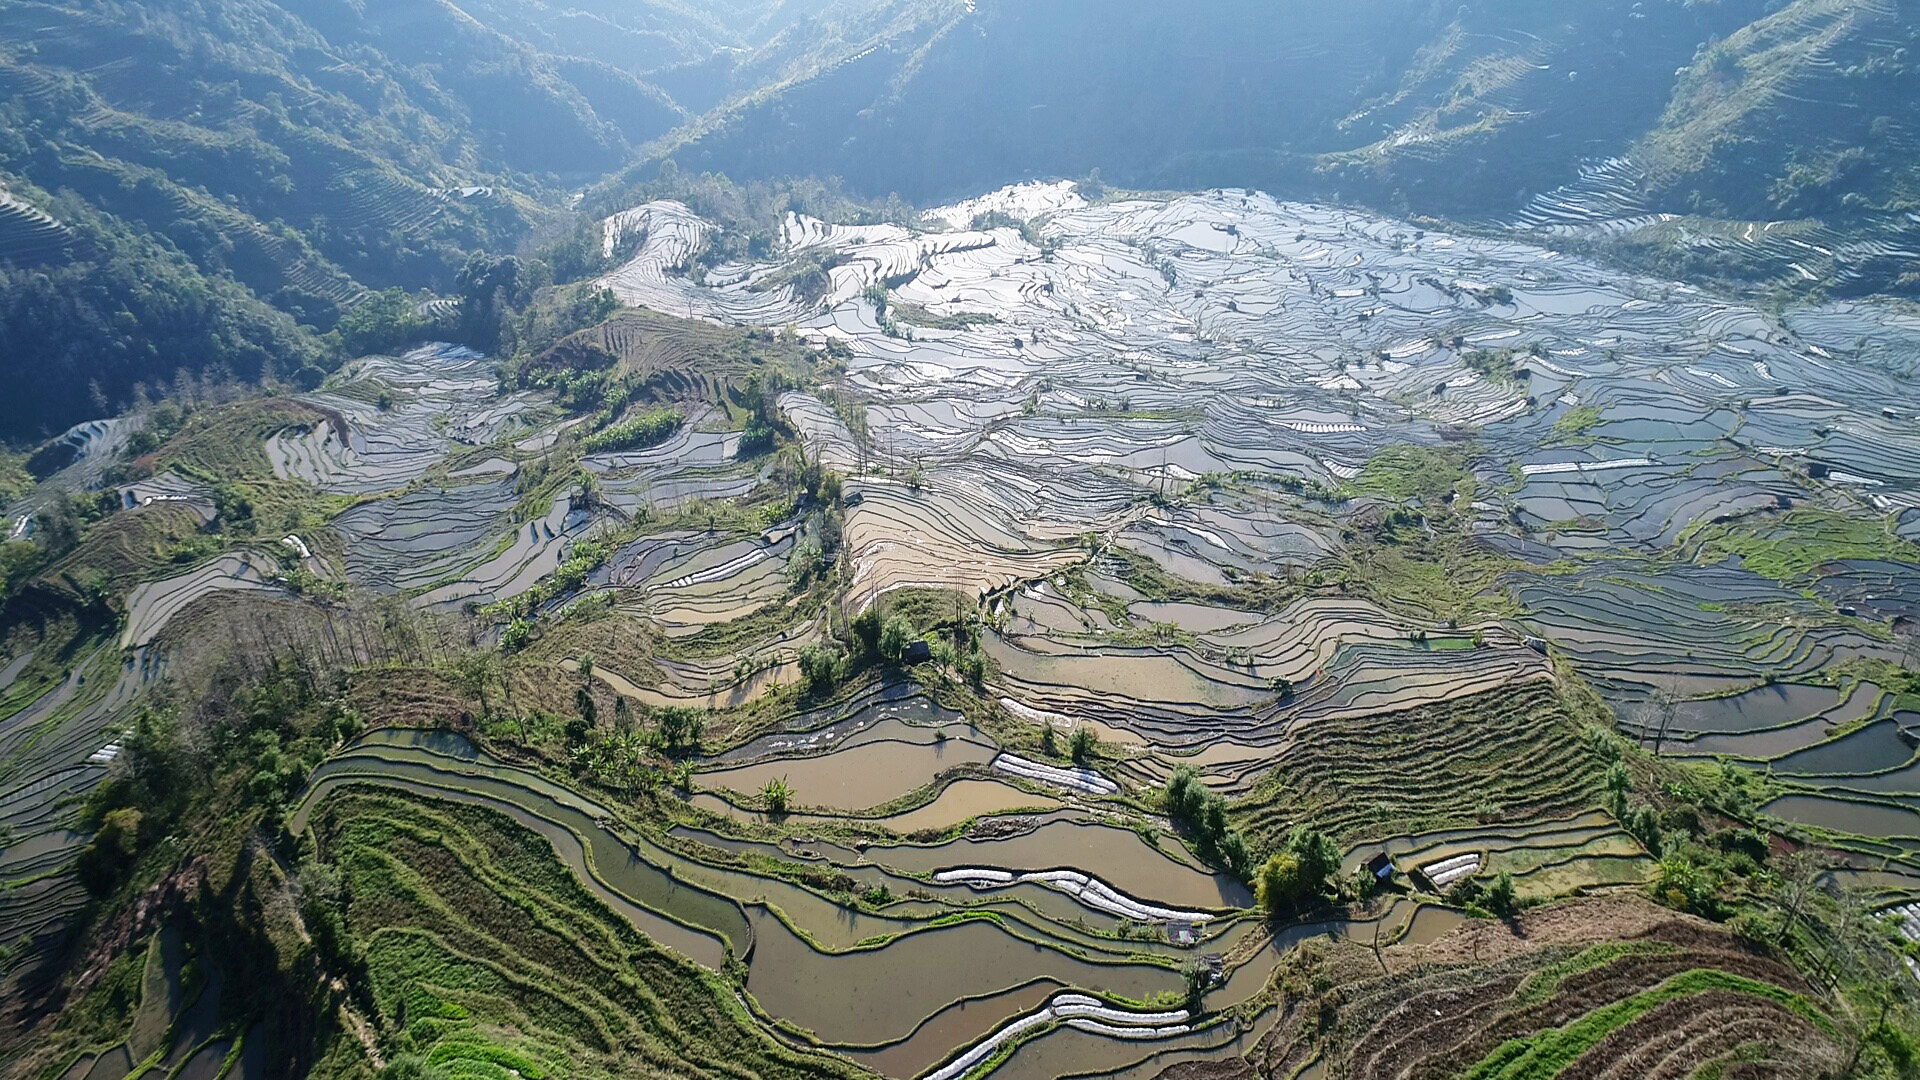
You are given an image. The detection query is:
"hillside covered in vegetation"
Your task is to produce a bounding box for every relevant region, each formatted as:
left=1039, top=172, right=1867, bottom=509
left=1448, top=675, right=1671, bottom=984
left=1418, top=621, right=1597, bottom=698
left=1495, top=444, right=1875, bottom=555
left=5, top=5, right=1920, bottom=1080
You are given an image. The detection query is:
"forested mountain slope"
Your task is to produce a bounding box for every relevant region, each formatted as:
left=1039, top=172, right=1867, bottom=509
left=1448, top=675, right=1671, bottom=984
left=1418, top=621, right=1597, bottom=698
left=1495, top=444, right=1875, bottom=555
left=635, top=0, right=1920, bottom=292
left=3, top=0, right=1918, bottom=439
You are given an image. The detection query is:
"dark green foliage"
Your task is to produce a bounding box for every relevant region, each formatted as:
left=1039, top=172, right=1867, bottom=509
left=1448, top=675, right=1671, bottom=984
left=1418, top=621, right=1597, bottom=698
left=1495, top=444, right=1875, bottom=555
left=0, top=0, right=672, bottom=439
left=797, top=644, right=843, bottom=696
left=333, top=289, right=428, bottom=358
left=1165, top=767, right=1252, bottom=878
left=652, top=706, right=704, bottom=755
left=454, top=252, right=522, bottom=351
left=580, top=410, right=683, bottom=454
left=0, top=186, right=325, bottom=440
left=79, top=655, right=347, bottom=895
left=1069, top=725, right=1096, bottom=764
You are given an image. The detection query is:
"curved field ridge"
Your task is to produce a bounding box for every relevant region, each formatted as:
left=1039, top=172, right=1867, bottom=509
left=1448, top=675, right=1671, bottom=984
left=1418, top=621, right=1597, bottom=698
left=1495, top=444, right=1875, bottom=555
left=1457, top=969, right=1835, bottom=1080
left=991, top=753, right=1119, bottom=795
left=932, top=868, right=1217, bottom=924
left=921, top=993, right=1191, bottom=1080
left=305, top=785, right=872, bottom=1080
left=120, top=552, right=282, bottom=648
left=1278, top=911, right=1845, bottom=1080
left=1235, top=683, right=1606, bottom=849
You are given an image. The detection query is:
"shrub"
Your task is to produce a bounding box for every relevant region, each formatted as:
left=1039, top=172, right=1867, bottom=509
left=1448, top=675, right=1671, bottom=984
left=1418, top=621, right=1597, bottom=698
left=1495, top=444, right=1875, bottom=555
left=878, top=614, right=916, bottom=663
left=1069, top=725, right=1096, bottom=763
left=798, top=645, right=842, bottom=695
left=499, top=618, right=532, bottom=652
left=762, top=777, right=794, bottom=814
left=1653, top=854, right=1719, bottom=916
left=1485, top=870, right=1517, bottom=916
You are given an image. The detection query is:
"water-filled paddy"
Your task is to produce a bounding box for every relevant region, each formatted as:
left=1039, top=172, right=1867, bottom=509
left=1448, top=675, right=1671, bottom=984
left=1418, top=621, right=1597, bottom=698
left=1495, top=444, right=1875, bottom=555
left=1675, top=683, right=1845, bottom=733
left=871, top=818, right=1250, bottom=909
left=838, top=981, right=1061, bottom=1078
left=698, top=735, right=997, bottom=811
left=744, top=911, right=1179, bottom=1047
left=689, top=777, right=1062, bottom=831
left=1764, top=793, right=1920, bottom=839
left=1770, top=720, right=1914, bottom=776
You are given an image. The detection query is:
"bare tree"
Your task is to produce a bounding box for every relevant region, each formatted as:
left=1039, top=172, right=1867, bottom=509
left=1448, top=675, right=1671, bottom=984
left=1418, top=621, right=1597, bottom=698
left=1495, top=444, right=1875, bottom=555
left=1774, top=848, right=1825, bottom=945
left=1630, top=689, right=1698, bottom=758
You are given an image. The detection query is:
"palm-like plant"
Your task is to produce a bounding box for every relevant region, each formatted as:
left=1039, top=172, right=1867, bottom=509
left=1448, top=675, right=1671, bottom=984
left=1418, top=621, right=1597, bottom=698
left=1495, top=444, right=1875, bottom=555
left=761, top=776, right=794, bottom=815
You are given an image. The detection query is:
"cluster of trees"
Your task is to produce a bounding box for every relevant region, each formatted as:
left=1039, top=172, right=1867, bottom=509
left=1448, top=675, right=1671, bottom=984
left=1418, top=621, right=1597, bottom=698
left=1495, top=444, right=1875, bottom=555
left=1166, top=768, right=1355, bottom=916
left=77, top=649, right=365, bottom=896
left=1252, top=825, right=1341, bottom=916
left=735, top=372, right=793, bottom=458
left=1165, top=767, right=1252, bottom=878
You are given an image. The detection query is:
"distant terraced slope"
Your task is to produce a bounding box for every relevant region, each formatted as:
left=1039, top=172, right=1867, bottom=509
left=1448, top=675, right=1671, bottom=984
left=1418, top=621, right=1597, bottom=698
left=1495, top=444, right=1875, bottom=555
left=628, top=0, right=1919, bottom=294
left=0, top=0, right=698, bottom=439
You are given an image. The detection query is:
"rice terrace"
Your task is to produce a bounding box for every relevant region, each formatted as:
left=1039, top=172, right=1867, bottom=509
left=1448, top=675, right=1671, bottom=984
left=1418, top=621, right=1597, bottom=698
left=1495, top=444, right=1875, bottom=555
left=3, top=2, right=1920, bottom=1079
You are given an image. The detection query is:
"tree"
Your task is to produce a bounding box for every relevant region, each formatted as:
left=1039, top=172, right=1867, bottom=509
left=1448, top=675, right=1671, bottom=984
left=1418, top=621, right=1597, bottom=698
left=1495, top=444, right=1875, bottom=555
left=1604, top=760, right=1631, bottom=819
left=1773, top=848, right=1824, bottom=944
left=1255, top=827, right=1342, bottom=915
left=1630, top=689, right=1697, bottom=757
left=1164, top=767, right=1251, bottom=877
left=879, top=614, right=915, bottom=663
left=1069, top=725, right=1096, bottom=764
left=1256, top=851, right=1304, bottom=916
left=798, top=645, right=841, bottom=695
left=1285, top=825, right=1340, bottom=894
left=334, top=288, right=425, bottom=356
left=1180, top=956, right=1209, bottom=1010
left=851, top=608, right=883, bottom=657
left=654, top=706, right=704, bottom=755
left=1165, top=767, right=1205, bottom=821
left=450, top=651, right=496, bottom=719
left=456, top=252, right=519, bottom=350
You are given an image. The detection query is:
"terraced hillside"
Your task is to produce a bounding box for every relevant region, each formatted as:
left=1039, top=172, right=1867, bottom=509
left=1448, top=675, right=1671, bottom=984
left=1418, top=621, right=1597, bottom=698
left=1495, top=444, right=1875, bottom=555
left=4, top=180, right=1920, bottom=1080
left=622, top=0, right=1920, bottom=296
left=1255, top=898, right=1848, bottom=1080
left=8, top=0, right=1917, bottom=440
